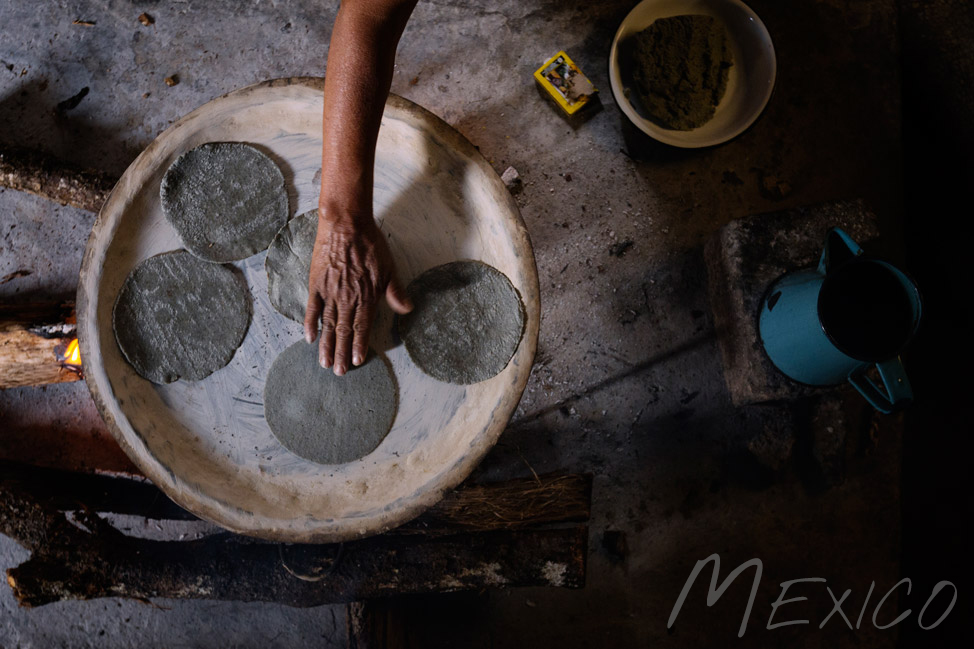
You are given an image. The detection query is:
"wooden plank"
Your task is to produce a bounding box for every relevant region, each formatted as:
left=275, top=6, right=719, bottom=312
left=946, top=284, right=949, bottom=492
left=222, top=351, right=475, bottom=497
left=0, top=461, right=592, bottom=531
left=0, top=461, right=191, bottom=520
left=0, top=302, right=80, bottom=389
left=1, top=467, right=590, bottom=606
left=347, top=600, right=407, bottom=649
left=392, top=473, right=592, bottom=535
left=6, top=517, right=588, bottom=608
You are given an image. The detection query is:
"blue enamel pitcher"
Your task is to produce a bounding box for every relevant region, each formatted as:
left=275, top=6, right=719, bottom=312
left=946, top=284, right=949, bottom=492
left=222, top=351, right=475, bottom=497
left=758, top=228, right=921, bottom=413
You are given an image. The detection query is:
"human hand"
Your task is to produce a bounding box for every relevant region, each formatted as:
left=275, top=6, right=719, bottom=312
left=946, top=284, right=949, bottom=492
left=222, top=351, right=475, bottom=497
left=303, top=214, right=412, bottom=376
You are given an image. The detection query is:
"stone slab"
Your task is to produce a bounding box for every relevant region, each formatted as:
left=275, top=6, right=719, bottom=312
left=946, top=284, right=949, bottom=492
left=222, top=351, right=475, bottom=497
left=704, top=199, right=880, bottom=405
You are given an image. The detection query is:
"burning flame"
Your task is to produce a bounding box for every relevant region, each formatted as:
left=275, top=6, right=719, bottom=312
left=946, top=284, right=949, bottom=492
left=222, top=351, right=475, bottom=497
left=55, top=337, right=83, bottom=377
left=64, top=338, right=81, bottom=366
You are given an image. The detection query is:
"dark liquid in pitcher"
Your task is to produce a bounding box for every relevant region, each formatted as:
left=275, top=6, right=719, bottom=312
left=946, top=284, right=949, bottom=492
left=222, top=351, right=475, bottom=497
left=818, top=260, right=915, bottom=362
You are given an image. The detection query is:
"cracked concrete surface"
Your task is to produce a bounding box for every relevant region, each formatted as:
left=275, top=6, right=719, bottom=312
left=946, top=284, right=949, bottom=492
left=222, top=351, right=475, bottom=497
left=1, top=0, right=966, bottom=646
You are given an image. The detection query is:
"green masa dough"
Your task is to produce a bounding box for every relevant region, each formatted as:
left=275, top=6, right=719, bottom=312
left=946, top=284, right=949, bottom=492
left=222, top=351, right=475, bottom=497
left=627, top=14, right=733, bottom=130
left=398, top=261, right=525, bottom=385
left=113, top=250, right=251, bottom=384
left=161, top=142, right=289, bottom=262
left=265, top=208, right=318, bottom=322
left=264, top=341, right=397, bottom=465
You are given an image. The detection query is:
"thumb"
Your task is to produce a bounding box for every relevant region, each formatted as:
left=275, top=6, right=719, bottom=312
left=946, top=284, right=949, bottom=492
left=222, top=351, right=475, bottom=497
left=385, top=277, right=413, bottom=315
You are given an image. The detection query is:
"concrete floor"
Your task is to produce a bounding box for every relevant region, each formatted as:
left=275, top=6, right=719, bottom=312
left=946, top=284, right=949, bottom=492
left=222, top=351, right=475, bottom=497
left=0, top=0, right=968, bottom=646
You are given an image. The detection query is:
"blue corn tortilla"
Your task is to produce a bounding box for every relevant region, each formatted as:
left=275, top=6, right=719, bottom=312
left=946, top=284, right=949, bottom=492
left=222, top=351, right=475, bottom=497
left=264, top=341, right=397, bottom=465
left=161, top=142, right=289, bottom=262
left=113, top=250, right=251, bottom=384
left=398, top=260, right=525, bottom=385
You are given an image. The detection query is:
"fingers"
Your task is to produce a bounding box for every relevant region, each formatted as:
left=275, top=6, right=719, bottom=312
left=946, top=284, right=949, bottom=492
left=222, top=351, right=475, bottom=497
left=332, top=302, right=355, bottom=376
left=351, top=301, right=375, bottom=367
left=318, top=300, right=337, bottom=369
left=304, top=292, right=324, bottom=344
left=385, top=276, right=413, bottom=315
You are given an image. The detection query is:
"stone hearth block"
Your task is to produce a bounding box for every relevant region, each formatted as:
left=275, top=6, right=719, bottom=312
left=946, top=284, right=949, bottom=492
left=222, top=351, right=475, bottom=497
left=704, top=199, right=880, bottom=406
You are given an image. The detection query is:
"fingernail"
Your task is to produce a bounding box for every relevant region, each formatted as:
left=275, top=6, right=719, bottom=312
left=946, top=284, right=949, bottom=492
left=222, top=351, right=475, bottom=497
left=320, top=357, right=330, bottom=369
left=353, top=352, right=363, bottom=365
left=335, top=364, right=346, bottom=376
left=305, top=332, right=313, bottom=344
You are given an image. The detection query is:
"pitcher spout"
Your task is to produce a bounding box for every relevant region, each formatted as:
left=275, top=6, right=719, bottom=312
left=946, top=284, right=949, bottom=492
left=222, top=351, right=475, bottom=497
left=818, top=227, right=863, bottom=275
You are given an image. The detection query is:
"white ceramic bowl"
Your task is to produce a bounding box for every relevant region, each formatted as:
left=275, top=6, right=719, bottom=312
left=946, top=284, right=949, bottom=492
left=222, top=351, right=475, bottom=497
left=609, top=0, right=776, bottom=148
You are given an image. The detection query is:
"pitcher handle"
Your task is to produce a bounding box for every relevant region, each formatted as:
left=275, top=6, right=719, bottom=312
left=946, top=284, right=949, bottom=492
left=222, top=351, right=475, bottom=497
left=848, top=358, right=913, bottom=414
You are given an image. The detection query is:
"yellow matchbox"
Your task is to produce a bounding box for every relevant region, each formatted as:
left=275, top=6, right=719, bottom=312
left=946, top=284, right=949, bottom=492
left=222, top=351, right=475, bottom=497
left=534, top=51, right=598, bottom=116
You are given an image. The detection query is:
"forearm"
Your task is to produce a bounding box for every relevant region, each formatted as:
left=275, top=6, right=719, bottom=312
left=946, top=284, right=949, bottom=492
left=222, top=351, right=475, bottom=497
left=307, top=0, right=417, bottom=374
left=320, top=0, right=418, bottom=228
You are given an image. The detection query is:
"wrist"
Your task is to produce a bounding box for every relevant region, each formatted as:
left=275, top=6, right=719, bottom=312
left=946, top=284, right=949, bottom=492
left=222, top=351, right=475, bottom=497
left=317, top=197, right=373, bottom=230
